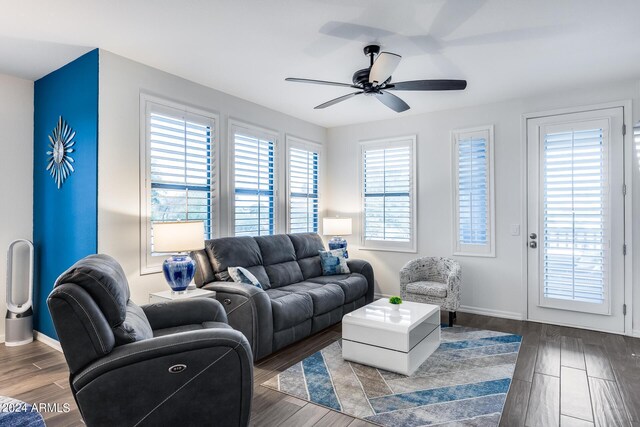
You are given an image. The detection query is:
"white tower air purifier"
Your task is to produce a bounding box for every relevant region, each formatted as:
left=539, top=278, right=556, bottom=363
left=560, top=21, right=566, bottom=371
left=5, top=239, right=34, bottom=346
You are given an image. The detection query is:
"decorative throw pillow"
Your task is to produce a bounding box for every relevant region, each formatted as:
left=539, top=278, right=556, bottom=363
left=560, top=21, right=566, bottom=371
left=319, top=248, right=350, bottom=276
left=228, top=266, right=263, bottom=289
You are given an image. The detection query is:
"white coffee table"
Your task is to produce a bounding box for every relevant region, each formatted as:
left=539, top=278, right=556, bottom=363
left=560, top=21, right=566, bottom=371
left=342, top=298, right=440, bottom=375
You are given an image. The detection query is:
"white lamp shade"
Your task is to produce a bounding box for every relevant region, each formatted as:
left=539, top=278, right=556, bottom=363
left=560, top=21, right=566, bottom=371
left=153, top=221, right=205, bottom=253
left=323, top=217, right=352, bottom=236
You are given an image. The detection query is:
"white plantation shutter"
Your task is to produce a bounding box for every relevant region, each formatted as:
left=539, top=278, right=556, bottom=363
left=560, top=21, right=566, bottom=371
left=149, top=105, right=214, bottom=251
left=288, top=141, right=320, bottom=233
left=361, top=137, right=416, bottom=251
left=232, top=125, right=276, bottom=236
left=635, top=124, right=640, bottom=169
left=542, top=125, right=608, bottom=304
left=452, top=126, right=495, bottom=256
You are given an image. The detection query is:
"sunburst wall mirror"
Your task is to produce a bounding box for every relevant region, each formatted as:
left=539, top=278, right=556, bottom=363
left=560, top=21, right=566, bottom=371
left=46, top=116, right=76, bottom=189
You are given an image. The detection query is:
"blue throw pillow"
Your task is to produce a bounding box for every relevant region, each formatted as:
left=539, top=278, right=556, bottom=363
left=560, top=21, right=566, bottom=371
left=319, top=248, right=350, bottom=276
left=228, top=266, right=263, bottom=289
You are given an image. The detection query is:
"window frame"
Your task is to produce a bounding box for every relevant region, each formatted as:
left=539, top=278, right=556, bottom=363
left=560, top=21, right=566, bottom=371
left=359, top=135, right=417, bottom=253
left=228, top=119, right=279, bottom=237
left=451, top=124, right=496, bottom=257
left=285, top=135, right=322, bottom=234
left=139, top=93, right=220, bottom=275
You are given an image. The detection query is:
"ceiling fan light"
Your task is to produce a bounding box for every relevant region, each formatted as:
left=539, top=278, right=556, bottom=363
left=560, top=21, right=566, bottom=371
left=369, top=52, right=401, bottom=85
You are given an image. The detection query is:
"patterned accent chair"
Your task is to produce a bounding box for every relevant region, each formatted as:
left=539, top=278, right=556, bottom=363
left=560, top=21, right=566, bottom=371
left=400, top=257, right=461, bottom=326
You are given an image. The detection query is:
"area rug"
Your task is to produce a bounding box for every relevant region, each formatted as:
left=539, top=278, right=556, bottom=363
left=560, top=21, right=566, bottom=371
left=262, top=326, right=521, bottom=426
left=0, top=396, right=46, bottom=426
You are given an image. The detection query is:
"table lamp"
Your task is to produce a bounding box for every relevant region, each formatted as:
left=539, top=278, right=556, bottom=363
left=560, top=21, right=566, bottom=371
left=153, top=221, right=205, bottom=293
left=323, top=217, right=353, bottom=258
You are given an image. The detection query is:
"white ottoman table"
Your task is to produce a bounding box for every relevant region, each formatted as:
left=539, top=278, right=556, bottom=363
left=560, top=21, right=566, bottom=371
left=342, top=298, right=440, bottom=375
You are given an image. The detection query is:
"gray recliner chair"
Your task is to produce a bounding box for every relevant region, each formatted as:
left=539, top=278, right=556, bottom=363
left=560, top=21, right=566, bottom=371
left=47, top=254, right=253, bottom=427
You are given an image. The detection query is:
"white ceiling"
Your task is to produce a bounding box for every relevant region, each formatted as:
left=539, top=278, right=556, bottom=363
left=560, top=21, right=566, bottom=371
left=1, top=0, right=639, bottom=127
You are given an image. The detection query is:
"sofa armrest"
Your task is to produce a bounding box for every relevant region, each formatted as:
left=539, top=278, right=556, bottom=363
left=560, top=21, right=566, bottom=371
left=141, top=297, right=228, bottom=331
left=72, top=328, right=253, bottom=426
left=202, top=281, right=273, bottom=360
left=347, top=259, right=375, bottom=303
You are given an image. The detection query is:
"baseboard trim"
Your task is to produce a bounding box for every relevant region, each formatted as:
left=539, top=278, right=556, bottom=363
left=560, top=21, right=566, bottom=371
left=458, top=305, right=524, bottom=321
left=34, top=331, right=62, bottom=352
left=374, top=293, right=524, bottom=321
left=633, top=329, right=640, bottom=338
left=0, top=334, right=4, bottom=343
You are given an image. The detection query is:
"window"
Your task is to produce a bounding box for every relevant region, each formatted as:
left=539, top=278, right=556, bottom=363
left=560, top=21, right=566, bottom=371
left=287, top=136, right=321, bottom=233
left=452, top=125, right=495, bottom=257
left=360, top=136, right=416, bottom=252
left=230, top=121, right=277, bottom=236
left=140, top=95, right=218, bottom=273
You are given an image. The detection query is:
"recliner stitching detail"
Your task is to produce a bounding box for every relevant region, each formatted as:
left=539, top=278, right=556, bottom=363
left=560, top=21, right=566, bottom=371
left=132, top=341, right=243, bottom=426
left=73, top=337, right=241, bottom=388
left=56, top=290, right=107, bottom=354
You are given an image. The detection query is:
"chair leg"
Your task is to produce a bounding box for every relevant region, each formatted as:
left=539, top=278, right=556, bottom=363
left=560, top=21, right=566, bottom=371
left=448, top=311, right=455, bottom=327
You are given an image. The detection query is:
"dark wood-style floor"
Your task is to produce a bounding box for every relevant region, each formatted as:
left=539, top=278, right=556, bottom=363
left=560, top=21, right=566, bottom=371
left=1, top=312, right=639, bottom=426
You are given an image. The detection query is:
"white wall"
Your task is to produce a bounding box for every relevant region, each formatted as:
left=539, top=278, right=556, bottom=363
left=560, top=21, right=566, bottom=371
left=98, top=51, right=327, bottom=305
left=0, top=74, right=33, bottom=342
left=326, top=80, right=640, bottom=332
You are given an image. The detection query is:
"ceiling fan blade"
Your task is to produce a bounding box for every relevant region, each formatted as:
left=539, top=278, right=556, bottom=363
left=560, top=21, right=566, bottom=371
left=314, top=91, right=363, bottom=109
left=387, top=79, right=467, bottom=91
left=376, top=91, right=410, bottom=113
left=369, top=52, right=402, bottom=85
left=285, top=77, right=357, bottom=88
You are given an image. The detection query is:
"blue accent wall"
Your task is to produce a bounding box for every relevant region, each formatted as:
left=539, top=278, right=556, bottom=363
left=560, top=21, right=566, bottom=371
left=33, top=49, right=99, bottom=339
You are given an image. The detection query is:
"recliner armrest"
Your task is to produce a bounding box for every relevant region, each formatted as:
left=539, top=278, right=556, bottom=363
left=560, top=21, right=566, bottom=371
left=141, top=297, right=228, bottom=331
left=72, top=328, right=253, bottom=426
left=202, top=281, right=273, bottom=360
left=73, top=328, right=251, bottom=390
left=347, top=259, right=375, bottom=303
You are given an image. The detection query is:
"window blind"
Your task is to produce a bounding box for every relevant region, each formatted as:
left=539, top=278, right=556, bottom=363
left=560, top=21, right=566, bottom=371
left=289, top=146, right=319, bottom=233
left=149, top=110, right=213, bottom=250
left=457, top=136, right=489, bottom=245
left=635, top=124, right=640, bottom=169
left=233, top=130, right=275, bottom=236
left=363, top=145, right=412, bottom=242
left=543, top=127, right=607, bottom=304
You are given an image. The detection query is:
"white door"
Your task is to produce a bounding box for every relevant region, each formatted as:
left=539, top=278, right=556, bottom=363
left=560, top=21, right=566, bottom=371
left=527, top=107, right=626, bottom=333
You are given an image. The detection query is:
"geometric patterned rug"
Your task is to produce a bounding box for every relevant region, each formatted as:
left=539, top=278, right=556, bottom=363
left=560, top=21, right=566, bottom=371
left=262, top=326, right=521, bottom=426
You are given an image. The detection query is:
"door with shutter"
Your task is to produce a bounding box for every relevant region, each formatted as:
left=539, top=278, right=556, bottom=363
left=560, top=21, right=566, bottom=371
left=526, top=107, right=625, bottom=333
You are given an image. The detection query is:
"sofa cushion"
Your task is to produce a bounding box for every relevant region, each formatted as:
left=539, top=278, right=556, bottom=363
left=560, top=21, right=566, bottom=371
left=255, top=234, right=297, bottom=265
left=405, top=281, right=448, bottom=298
left=279, top=282, right=345, bottom=315
left=266, top=291, right=313, bottom=331
left=307, top=273, right=368, bottom=303
left=113, top=301, right=153, bottom=346
left=265, top=261, right=304, bottom=288
left=204, top=236, right=271, bottom=287
left=297, top=256, right=323, bottom=280
left=288, top=233, right=325, bottom=259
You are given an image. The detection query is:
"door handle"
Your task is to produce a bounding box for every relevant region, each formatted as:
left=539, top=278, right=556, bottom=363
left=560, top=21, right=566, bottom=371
left=529, top=241, right=537, bottom=249
left=529, top=233, right=537, bottom=240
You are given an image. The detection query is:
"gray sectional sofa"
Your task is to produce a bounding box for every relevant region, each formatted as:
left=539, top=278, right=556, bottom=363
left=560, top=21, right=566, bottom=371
left=192, top=233, right=374, bottom=360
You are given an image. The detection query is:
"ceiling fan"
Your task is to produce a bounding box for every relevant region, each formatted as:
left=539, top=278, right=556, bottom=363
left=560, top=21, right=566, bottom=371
left=285, top=44, right=467, bottom=113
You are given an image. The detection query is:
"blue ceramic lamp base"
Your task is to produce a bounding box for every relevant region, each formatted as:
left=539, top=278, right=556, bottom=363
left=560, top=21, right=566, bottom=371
left=328, top=236, right=349, bottom=258
left=162, top=254, right=196, bottom=293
